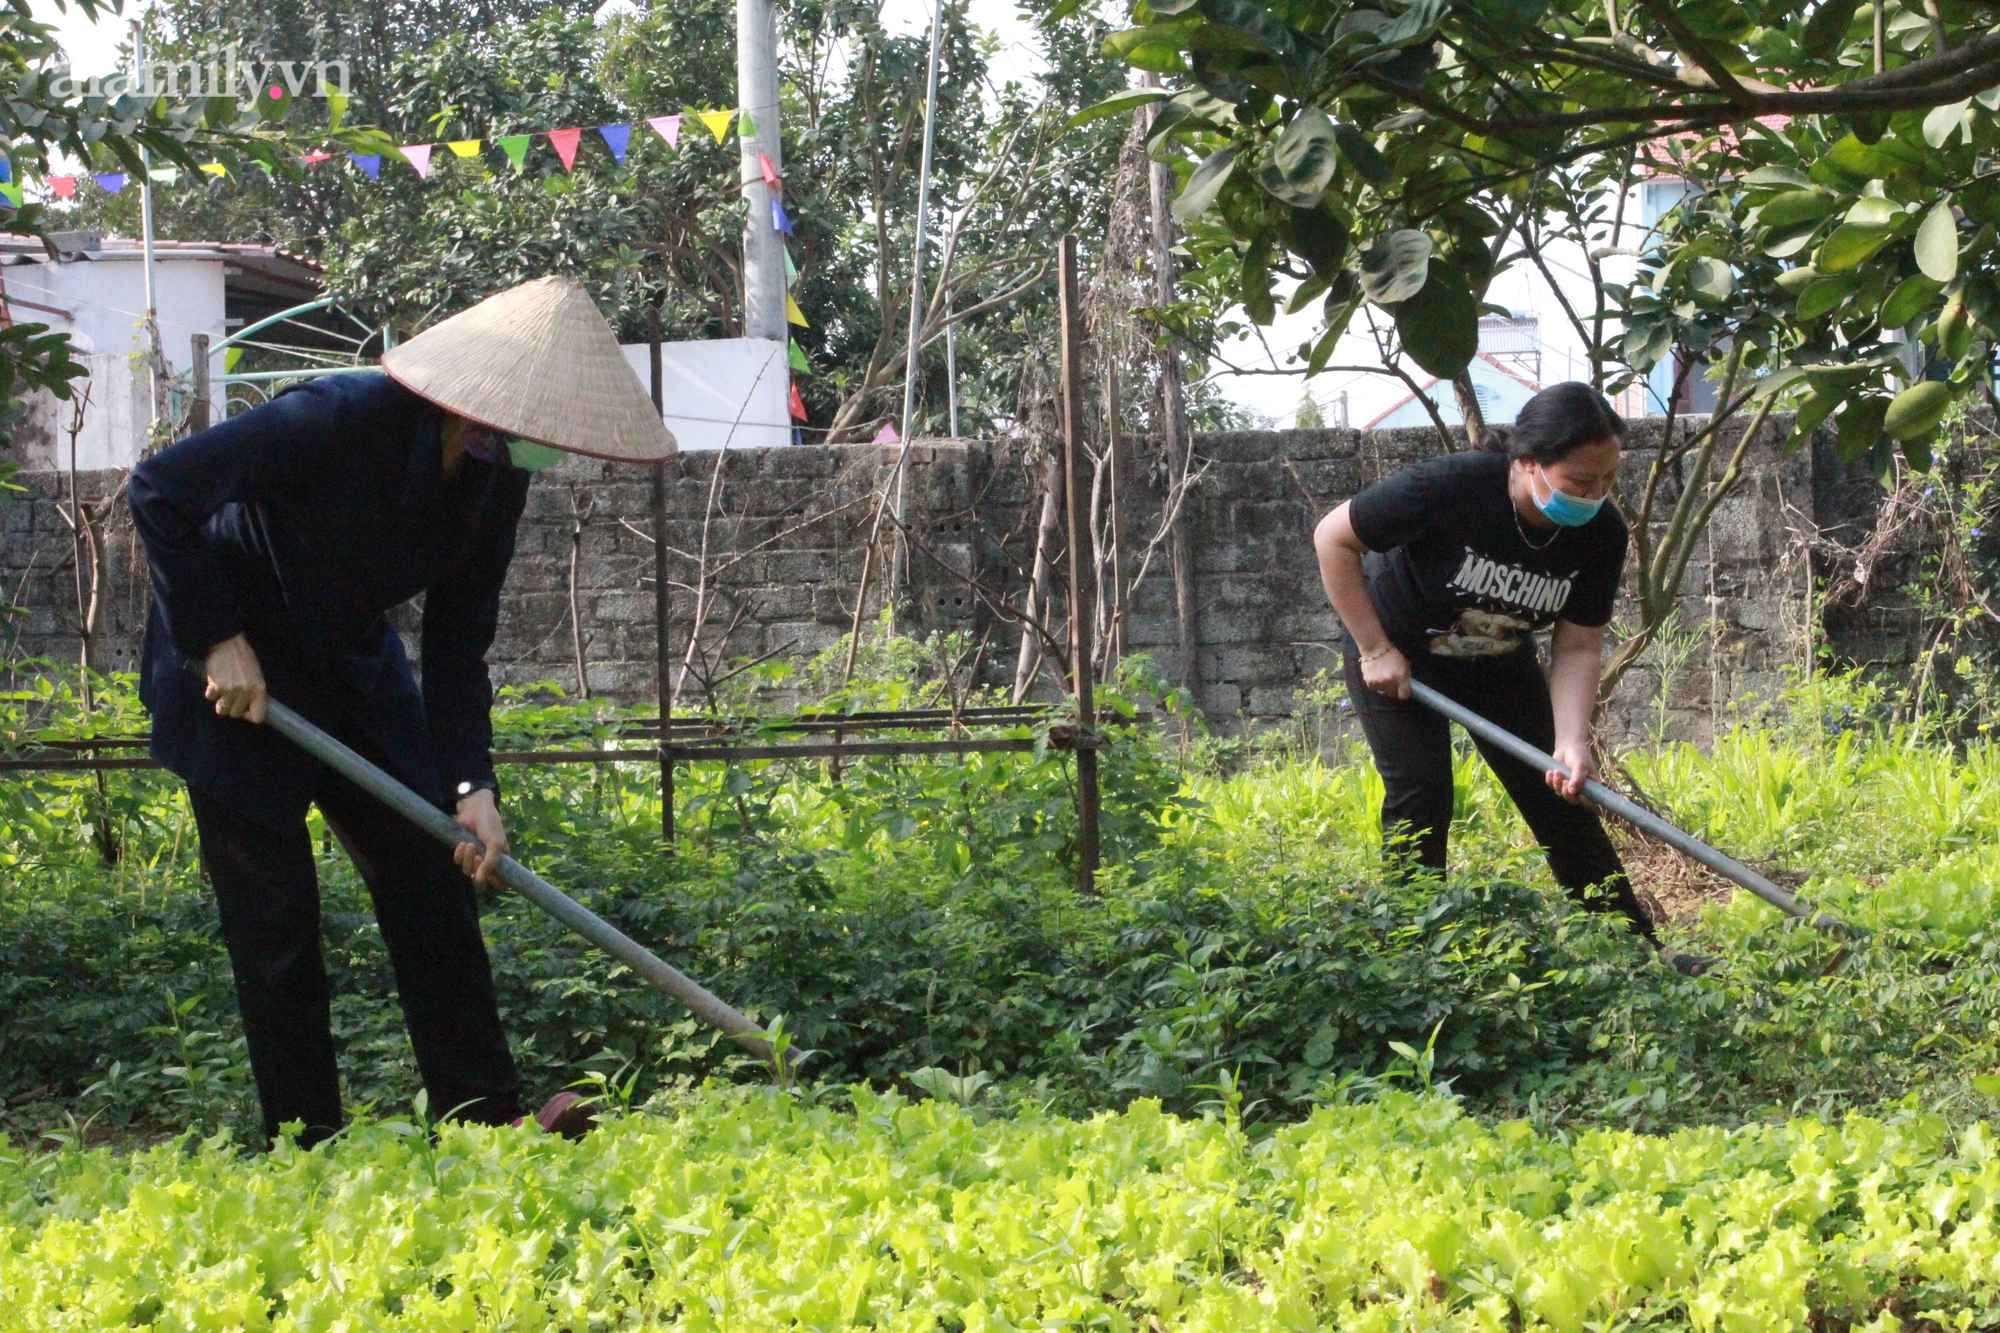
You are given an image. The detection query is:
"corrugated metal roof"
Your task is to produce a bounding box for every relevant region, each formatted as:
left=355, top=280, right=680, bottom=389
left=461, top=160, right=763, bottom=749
left=0, top=236, right=321, bottom=281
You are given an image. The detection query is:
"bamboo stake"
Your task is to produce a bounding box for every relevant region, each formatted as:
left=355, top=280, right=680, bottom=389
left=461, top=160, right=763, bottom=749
left=1058, top=235, right=1100, bottom=891
left=650, top=308, right=673, bottom=846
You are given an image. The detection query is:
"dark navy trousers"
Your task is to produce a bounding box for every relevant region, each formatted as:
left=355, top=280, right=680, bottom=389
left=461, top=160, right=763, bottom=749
left=189, top=742, right=521, bottom=1148
left=1341, top=632, right=1655, bottom=941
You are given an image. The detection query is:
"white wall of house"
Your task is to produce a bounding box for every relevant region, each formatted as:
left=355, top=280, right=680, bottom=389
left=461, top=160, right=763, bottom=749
left=8, top=254, right=226, bottom=471
left=1218, top=184, right=1667, bottom=428
left=1367, top=354, right=1546, bottom=430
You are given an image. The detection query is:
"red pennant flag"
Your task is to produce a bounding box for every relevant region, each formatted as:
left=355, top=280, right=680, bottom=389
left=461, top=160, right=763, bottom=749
left=760, top=153, right=780, bottom=187
left=647, top=115, right=681, bottom=149
left=50, top=175, right=75, bottom=198
left=300, top=151, right=333, bottom=164
left=399, top=144, right=434, bottom=179
left=789, top=381, right=808, bottom=421
left=548, top=127, right=582, bottom=172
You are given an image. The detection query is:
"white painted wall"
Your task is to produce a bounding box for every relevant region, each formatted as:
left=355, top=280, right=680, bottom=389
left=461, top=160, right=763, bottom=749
left=10, top=254, right=226, bottom=470
left=620, top=336, right=792, bottom=451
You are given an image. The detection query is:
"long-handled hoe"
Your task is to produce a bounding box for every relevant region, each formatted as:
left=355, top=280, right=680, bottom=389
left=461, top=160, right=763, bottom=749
left=1409, top=680, right=1854, bottom=939
left=240, top=686, right=784, bottom=1069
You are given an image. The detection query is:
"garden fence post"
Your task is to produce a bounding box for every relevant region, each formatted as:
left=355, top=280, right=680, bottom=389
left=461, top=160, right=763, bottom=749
left=650, top=306, right=673, bottom=847
left=189, top=334, right=210, bottom=437
left=1059, top=234, right=1101, bottom=891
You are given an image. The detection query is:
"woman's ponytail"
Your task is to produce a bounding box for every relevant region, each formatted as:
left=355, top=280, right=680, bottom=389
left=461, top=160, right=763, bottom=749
left=1478, top=426, right=1513, bottom=455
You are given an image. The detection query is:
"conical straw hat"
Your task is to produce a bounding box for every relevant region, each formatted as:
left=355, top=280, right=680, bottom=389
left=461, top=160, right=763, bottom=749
left=382, top=275, right=676, bottom=463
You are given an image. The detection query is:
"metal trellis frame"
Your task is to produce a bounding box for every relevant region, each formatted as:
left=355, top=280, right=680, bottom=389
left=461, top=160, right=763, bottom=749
left=172, top=296, right=393, bottom=423
left=54, top=245, right=1114, bottom=878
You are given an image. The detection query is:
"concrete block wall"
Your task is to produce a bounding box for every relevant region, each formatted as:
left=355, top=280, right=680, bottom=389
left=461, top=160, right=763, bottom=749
left=486, top=440, right=1031, bottom=706
left=0, top=414, right=1840, bottom=742
left=0, top=468, right=151, bottom=678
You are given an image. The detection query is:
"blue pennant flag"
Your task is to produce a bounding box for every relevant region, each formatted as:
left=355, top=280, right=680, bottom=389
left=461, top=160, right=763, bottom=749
left=772, top=199, right=793, bottom=235
left=347, top=153, right=381, bottom=180
left=0, top=160, right=12, bottom=183
left=597, top=123, right=632, bottom=165
left=92, top=173, right=126, bottom=194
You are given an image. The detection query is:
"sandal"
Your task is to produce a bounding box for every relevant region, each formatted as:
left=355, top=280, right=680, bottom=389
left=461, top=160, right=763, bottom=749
left=510, top=1091, right=598, bottom=1140
left=1661, top=947, right=1716, bottom=977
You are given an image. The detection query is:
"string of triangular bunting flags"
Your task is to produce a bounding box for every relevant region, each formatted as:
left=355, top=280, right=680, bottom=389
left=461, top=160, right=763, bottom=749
left=36, top=111, right=716, bottom=195
left=12, top=99, right=873, bottom=439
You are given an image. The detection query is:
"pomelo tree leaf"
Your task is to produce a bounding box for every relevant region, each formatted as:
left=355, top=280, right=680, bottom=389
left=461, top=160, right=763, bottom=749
left=1393, top=258, right=1478, bottom=378
left=1360, top=228, right=1433, bottom=305
left=1172, top=146, right=1237, bottom=223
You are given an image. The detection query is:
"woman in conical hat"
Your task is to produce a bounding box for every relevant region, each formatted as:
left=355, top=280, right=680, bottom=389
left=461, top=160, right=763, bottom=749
left=128, top=275, right=673, bottom=1149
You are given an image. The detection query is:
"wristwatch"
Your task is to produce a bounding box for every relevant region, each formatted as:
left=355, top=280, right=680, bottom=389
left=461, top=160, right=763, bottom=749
left=454, top=779, right=498, bottom=802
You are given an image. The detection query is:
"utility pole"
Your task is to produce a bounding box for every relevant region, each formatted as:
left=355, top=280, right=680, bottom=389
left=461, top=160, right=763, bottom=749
left=737, top=0, right=785, bottom=342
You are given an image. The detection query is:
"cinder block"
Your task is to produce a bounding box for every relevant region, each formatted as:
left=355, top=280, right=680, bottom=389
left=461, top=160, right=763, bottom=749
left=768, top=551, right=832, bottom=584
left=1198, top=681, right=1245, bottom=715
left=1246, top=685, right=1300, bottom=717
left=589, top=591, right=652, bottom=625
left=1193, top=611, right=1258, bottom=645
left=1215, top=643, right=1290, bottom=682
left=746, top=584, right=814, bottom=618
left=1118, top=613, right=1183, bottom=649
left=1213, top=578, right=1277, bottom=610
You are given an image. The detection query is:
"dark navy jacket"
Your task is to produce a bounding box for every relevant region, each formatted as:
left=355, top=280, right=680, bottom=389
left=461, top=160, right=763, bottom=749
left=128, top=373, right=531, bottom=829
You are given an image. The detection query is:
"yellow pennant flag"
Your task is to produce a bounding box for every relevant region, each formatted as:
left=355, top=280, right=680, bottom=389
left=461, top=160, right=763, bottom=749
left=446, top=139, right=482, bottom=158
left=698, top=108, right=735, bottom=143
left=786, top=293, right=808, bottom=327
left=199, top=163, right=228, bottom=177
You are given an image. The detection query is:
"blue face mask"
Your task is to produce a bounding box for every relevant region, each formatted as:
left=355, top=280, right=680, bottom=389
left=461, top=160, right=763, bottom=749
left=1534, top=464, right=1604, bottom=527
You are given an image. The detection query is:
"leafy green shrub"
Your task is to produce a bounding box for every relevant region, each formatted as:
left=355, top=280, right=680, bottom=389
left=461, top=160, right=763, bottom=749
left=17, top=655, right=2000, bottom=1145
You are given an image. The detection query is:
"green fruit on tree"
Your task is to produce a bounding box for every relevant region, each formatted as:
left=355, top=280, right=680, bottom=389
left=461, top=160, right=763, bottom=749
left=1938, top=291, right=1974, bottom=360
left=1885, top=381, right=1954, bottom=442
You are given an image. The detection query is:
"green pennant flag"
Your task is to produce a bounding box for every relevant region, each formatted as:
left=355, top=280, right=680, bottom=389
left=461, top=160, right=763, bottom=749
left=738, top=110, right=757, bottom=137
left=788, top=339, right=809, bottom=374
left=498, top=135, right=530, bottom=173
left=782, top=245, right=798, bottom=284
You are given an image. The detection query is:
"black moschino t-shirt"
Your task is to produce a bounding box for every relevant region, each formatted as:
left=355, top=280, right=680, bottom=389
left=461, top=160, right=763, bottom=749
left=1347, top=451, right=1627, bottom=659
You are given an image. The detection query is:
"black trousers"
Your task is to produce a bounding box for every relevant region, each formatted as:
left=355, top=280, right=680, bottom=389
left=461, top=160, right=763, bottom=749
left=1341, top=633, right=1655, bottom=941
left=189, top=749, right=521, bottom=1148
